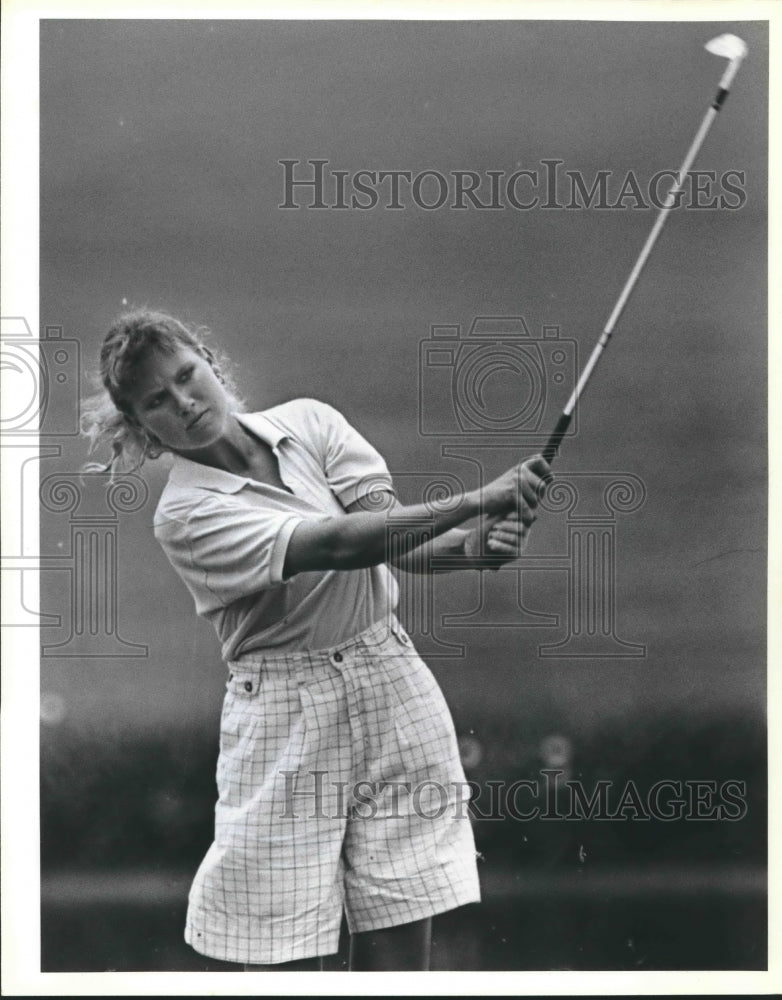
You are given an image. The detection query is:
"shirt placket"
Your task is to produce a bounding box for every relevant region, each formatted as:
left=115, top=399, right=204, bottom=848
left=275, top=441, right=333, bottom=511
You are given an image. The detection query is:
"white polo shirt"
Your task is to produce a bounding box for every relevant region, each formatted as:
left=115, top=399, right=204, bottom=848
left=153, top=398, right=400, bottom=661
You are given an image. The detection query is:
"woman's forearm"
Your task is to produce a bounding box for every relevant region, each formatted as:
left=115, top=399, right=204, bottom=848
left=390, top=522, right=524, bottom=574
left=285, top=491, right=483, bottom=574
left=389, top=528, right=468, bottom=574
left=389, top=528, right=497, bottom=573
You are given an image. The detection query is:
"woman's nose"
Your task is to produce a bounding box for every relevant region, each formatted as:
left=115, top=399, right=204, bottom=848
left=170, top=387, right=194, bottom=412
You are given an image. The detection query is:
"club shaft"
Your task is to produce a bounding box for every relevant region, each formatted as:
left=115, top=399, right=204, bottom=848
left=542, top=73, right=738, bottom=465
left=566, top=105, right=718, bottom=418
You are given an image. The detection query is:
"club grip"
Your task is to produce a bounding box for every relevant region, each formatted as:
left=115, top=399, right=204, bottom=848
left=542, top=411, right=572, bottom=465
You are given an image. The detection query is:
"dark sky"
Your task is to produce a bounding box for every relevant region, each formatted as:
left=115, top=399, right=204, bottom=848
left=38, top=19, right=767, bottom=737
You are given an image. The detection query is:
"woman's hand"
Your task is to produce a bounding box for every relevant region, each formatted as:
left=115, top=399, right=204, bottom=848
left=463, top=455, right=551, bottom=566
left=480, top=454, right=551, bottom=519
left=463, top=510, right=532, bottom=565
left=487, top=510, right=530, bottom=556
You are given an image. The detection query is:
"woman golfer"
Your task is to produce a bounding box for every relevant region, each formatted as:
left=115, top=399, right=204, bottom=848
left=84, top=309, right=550, bottom=971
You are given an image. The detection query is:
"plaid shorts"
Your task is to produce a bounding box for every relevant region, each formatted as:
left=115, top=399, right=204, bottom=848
left=185, top=616, right=481, bottom=965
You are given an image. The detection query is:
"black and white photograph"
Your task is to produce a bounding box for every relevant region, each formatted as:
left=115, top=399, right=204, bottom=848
left=1, top=0, right=778, bottom=994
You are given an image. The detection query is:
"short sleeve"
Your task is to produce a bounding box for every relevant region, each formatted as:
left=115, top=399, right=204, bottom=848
left=154, top=495, right=306, bottom=615
left=303, top=399, right=396, bottom=508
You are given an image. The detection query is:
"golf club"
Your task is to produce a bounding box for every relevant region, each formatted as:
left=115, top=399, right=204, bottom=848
left=541, top=33, right=748, bottom=465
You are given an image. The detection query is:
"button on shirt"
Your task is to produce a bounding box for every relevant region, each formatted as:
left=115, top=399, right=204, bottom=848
left=153, top=398, right=400, bottom=661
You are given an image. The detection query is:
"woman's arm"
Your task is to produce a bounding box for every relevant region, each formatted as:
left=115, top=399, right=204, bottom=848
left=282, top=455, right=550, bottom=577
left=383, top=511, right=534, bottom=574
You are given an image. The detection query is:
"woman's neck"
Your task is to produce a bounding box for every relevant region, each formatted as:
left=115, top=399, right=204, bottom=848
left=174, top=413, right=257, bottom=474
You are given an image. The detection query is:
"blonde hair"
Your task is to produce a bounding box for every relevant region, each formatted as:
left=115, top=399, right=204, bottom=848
left=81, top=309, right=244, bottom=473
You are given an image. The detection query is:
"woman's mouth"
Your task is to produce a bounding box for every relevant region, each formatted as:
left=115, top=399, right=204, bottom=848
left=187, top=410, right=209, bottom=430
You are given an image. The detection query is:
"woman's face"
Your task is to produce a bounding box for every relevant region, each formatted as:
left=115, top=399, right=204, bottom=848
left=128, top=343, right=233, bottom=453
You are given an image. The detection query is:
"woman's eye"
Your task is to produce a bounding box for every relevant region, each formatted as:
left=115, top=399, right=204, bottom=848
left=178, top=367, right=194, bottom=383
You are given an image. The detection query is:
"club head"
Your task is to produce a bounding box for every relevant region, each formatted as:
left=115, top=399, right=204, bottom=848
left=705, top=33, right=748, bottom=61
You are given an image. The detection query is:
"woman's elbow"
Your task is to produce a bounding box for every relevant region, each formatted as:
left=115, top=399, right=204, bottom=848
left=286, top=522, right=384, bottom=574
left=329, top=538, right=385, bottom=571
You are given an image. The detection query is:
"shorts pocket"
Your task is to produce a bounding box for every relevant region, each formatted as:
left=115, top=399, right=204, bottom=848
left=387, top=655, right=466, bottom=780
left=216, top=677, right=307, bottom=810
left=218, top=679, right=258, bottom=749
left=215, top=681, right=266, bottom=803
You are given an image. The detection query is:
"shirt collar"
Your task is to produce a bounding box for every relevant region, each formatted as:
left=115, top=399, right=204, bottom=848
left=168, top=411, right=289, bottom=494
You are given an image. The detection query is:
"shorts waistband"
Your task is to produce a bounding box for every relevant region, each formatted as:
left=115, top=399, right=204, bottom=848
left=226, top=614, right=411, bottom=678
